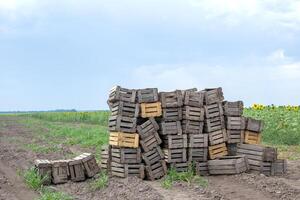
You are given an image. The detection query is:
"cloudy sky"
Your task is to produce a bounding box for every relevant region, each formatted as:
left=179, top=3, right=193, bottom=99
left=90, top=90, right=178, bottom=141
left=1, top=0, right=300, bottom=111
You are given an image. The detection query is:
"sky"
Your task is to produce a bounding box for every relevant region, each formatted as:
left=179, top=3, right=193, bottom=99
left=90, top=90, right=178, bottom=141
left=0, top=0, right=300, bottom=111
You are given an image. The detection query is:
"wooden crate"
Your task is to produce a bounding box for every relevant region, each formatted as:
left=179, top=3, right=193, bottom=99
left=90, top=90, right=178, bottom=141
left=225, top=116, right=245, bottom=130
left=182, top=120, right=204, bottom=134
left=245, top=117, right=264, bottom=133
left=208, top=143, right=228, bottom=159
left=69, top=158, right=86, bottom=182
left=142, top=146, right=164, bottom=165
left=163, top=148, right=187, bottom=163
left=204, top=116, right=225, bottom=132
left=109, top=132, right=139, bottom=148
left=223, top=101, right=244, bottom=116
left=79, top=153, right=100, bottom=178
left=181, top=88, right=197, bottom=97
left=109, top=115, right=137, bottom=133
left=140, top=131, right=162, bottom=152
left=227, top=129, right=244, bottom=144
left=137, top=117, right=159, bottom=139
left=183, top=91, right=204, bottom=107
left=111, top=162, right=145, bottom=179
left=100, top=145, right=111, bottom=171
left=203, top=87, right=224, bottom=105
left=162, top=107, right=182, bottom=121
left=111, top=147, right=141, bottom=164
left=204, top=103, right=223, bottom=119
left=169, top=162, right=190, bottom=172
left=188, top=148, right=208, bottom=162
left=260, top=160, right=287, bottom=176
left=160, top=90, right=183, bottom=108
left=34, top=159, right=52, bottom=185
left=188, top=134, right=208, bottom=148
left=140, top=102, right=162, bottom=118
left=208, top=155, right=249, bottom=175
left=162, top=134, right=188, bottom=149
left=110, top=101, right=139, bottom=118
left=182, top=106, right=204, bottom=121
left=244, top=130, right=261, bottom=145
left=137, top=88, right=159, bottom=103
left=159, top=121, right=182, bottom=135
left=227, top=143, right=237, bottom=156
left=208, top=129, right=227, bottom=145
left=52, top=160, right=70, bottom=184
left=109, top=85, right=136, bottom=103
left=195, top=162, right=209, bottom=176
left=145, top=160, right=167, bottom=181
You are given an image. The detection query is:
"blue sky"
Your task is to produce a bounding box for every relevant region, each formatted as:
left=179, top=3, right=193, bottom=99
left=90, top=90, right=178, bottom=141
left=1, top=0, right=300, bottom=111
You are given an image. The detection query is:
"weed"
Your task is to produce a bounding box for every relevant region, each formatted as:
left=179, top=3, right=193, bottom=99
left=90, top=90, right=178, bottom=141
left=90, top=171, right=109, bottom=190
left=38, top=189, right=72, bottom=200
left=22, top=167, right=46, bottom=191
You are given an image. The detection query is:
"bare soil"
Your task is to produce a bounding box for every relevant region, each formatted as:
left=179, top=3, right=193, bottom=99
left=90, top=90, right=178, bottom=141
left=0, top=116, right=300, bottom=200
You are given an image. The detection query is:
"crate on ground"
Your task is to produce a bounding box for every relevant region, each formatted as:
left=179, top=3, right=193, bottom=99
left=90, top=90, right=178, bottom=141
left=140, top=131, right=162, bottom=152
left=204, top=103, right=224, bottom=118
left=78, top=153, right=100, bottom=178
left=244, top=130, right=261, bottom=145
left=204, top=116, right=225, bottom=132
left=203, top=87, right=224, bottom=105
left=208, top=143, right=228, bottom=159
left=160, top=90, right=183, bottom=108
left=100, top=145, right=111, bottom=171
left=188, top=134, right=208, bottom=148
left=227, top=143, right=238, bottom=156
left=182, top=106, right=204, bottom=121
left=208, top=155, right=249, bottom=175
left=226, top=116, right=246, bottom=130
left=183, top=91, right=204, bottom=107
left=140, top=102, right=162, bottom=118
left=162, top=107, right=182, bottom=121
left=34, top=159, right=52, bottom=185
left=110, top=101, right=139, bottom=118
left=159, top=121, right=182, bottom=135
left=109, top=86, right=136, bottom=103
left=109, top=115, right=137, bottom=133
left=169, top=162, right=190, bottom=172
left=111, top=162, right=145, bottom=179
left=195, top=162, right=209, bottom=176
left=208, top=129, right=227, bottom=145
left=68, top=158, right=86, bottom=182
left=188, top=148, right=208, bottom=162
left=245, top=117, right=264, bottom=133
left=145, top=160, right=167, bottom=181
left=163, top=148, right=187, bottom=163
left=137, top=117, right=159, bottom=139
left=260, top=159, right=287, bottom=176
left=227, top=129, right=244, bottom=144
left=162, top=134, right=188, bottom=149
left=223, top=101, right=244, bottom=116
left=137, top=88, right=159, bottom=103
left=142, top=146, right=164, bottom=165
left=52, top=160, right=70, bottom=184
left=109, top=132, right=139, bottom=148
left=111, top=147, right=141, bottom=164
left=182, top=120, right=204, bottom=134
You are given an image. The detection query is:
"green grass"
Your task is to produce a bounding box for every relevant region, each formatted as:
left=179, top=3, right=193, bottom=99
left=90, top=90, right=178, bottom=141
left=90, top=170, right=109, bottom=190
left=24, top=143, right=61, bottom=153
left=38, top=189, right=72, bottom=200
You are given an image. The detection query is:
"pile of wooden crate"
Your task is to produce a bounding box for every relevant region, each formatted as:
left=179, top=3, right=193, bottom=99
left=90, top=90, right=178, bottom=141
left=103, top=86, right=287, bottom=180
left=35, top=153, right=100, bottom=185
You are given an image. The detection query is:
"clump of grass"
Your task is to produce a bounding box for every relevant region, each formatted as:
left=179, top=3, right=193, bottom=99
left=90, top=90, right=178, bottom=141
left=38, top=189, right=72, bottom=200
left=22, top=167, right=46, bottom=191
left=90, top=170, right=109, bottom=190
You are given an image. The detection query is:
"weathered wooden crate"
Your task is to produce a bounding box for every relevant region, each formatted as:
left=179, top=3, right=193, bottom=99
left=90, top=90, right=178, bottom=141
left=109, top=132, right=139, bottom=148
left=109, top=86, right=136, bottom=103
left=159, top=121, right=182, bottom=135
left=188, top=148, right=208, bottom=162
left=183, top=91, right=204, bottom=107
left=204, top=116, right=225, bottom=132
left=227, top=143, right=238, bottom=156
left=188, top=134, right=208, bottom=148
left=203, top=87, right=224, bottom=105
left=208, top=155, right=249, bottom=175
left=182, top=120, right=204, bottom=134
left=244, top=130, right=261, bottom=145
left=227, top=129, right=244, bottom=144
left=145, top=160, right=167, bottom=181
left=245, top=117, right=264, bottom=133
left=142, top=146, right=164, bottom=165
left=34, top=159, right=52, bottom=185
left=140, top=102, right=162, bottom=118
left=100, top=145, right=111, bottom=171
left=260, top=160, right=287, bottom=176
left=111, top=162, right=145, bottom=179
left=208, top=143, right=228, bottom=159
left=79, top=153, right=100, bottom=178
left=69, top=158, right=86, bottom=182
left=223, top=101, right=244, bottom=116
left=111, top=147, right=141, bottom=164
left=160, top=90, right=183, bottom=108
left=181, top=88, right=197, bottom=97
left=162, top=134, right=188, bottom=149
left=52, top=160, right=70, bottom=184
left=208, top=129, right=227, bottom=145
left=140, top=131, right=162, bottom=152
left=182, top=106, right=204, bottom=121
left=226, top=116, right=245, bottom=130
left=137, top=88, right=159, bottom=103
left=162, top=107, right=182, bottom=121
left=163, top=148, right=187, bottom=163
left=204, top=103, right=223, bottom=119
left=137, top=117, right=159, bottom=139
left=169, top=162, right=190, bottom=172
left=109, top=115, right=137, bottom=133
left=195, top=162, right=209, bottom=176
left=110, top=101, right=139, bottom=118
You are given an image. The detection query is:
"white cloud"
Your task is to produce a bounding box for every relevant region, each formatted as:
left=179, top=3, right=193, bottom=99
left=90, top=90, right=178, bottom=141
left=267, top=49, right=292, bottom=63
left=272, top=62, right=300, bottom=80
